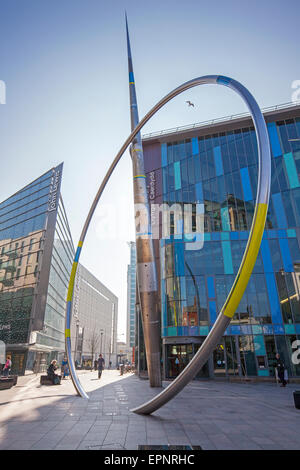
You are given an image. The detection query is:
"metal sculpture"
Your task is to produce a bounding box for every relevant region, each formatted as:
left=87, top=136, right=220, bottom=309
left=65, top=74, right=271, bottom=411
left=126, top=16, right=161, bottom=387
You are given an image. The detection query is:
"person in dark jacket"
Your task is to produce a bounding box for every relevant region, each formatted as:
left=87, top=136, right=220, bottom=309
left=47, top=360, right=59, bottom=384
left=97, top=354, right=105, bottom=379
left=275, top=353, right=287, bottom=387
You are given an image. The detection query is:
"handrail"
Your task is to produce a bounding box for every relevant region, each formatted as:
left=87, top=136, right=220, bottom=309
left=142, top=100, right=300, bottom=140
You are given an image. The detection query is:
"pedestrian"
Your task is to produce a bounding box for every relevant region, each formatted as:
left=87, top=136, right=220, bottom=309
left=275, top=353, right=287, bottom=387
left=2, top=356, right=12, bottom=377
left=175, top=356, right=180, bottom=375
left=109, top=361, right=112, bottom=369
left=47, top=360, right=60, bottom=385
left=94, top=359, right=98, bottom=371
left=97, top=354, right=105, bottom=379
left=61, top=357, right=69, bottom=379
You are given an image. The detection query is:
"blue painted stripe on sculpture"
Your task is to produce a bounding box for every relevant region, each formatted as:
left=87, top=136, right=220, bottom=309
left=174, top=161, right=181, bottom=190
left=265, top=273, right=282, bottom=324
left=207, top=276, right=215, bottom=298
left=279, top=238, right=294, bottom=272
left=161, top=143, right=168, bottom=167
left=129, top=72, right=134, bottom=82
left=260, top=239, right=273, bottom=273
left=267, top=122, right=282, bottom=157
left=222, top=241, right=234, bottom=274
left=209, top=301, right=217, bottom=323
left=240, top=167, right=253, bottom=201
left=217, top=76, right=231, bottom=85
left=66, top=301, right=72, bottom=323
left=74, top=246, right=81, bottom=263
left=284, top=152, right=300, bottom=188
left=192, top=137, right=199, bottom=155
left=213, top=146, right=223, bottom=176
left=272, top=193, right=287, bottom=228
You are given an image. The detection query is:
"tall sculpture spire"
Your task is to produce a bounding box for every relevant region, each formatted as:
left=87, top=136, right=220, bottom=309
left=125, top=14, right=162, bottom=387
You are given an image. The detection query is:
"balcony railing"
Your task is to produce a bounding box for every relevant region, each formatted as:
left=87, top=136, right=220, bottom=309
left=142, top=100, right=300, bottom=140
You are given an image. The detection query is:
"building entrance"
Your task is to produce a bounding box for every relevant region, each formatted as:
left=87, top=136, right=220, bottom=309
left=166, top=343, right=209, bottom=379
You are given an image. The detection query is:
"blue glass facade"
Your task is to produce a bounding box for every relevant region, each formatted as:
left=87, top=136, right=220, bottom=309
left=143, top=106, right=300, bottom=380
left=0, top=164, right=74, bottom=374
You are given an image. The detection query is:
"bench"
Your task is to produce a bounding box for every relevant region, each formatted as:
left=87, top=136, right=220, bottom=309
left=10, top=375, right=18, bottom=386
left=0, top=377, right=14, bottom=390
left=40, top=375, right=61, bottom=385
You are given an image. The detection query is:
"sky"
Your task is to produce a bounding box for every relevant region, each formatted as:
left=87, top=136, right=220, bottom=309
left=0, top=0, right=300, bottom=340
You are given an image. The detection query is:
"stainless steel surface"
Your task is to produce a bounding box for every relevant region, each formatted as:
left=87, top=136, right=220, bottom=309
left=126, top=16, right=161, bottom=387
left=132, top=315, right=231, bottom=414
left=65, top=75, right=271, bottom=408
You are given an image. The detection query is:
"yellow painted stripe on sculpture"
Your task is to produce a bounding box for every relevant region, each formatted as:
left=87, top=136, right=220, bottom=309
left=67, top=261, right=78, bottom=302
left=78, top=240, right=83, bottom=247
left=223, top=203, right=268, bottom=319
left=65, top=329, right=71, bottom=338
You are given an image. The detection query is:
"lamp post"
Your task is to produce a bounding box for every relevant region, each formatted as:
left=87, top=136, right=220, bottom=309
left=100, top=329, right=104, bottom=355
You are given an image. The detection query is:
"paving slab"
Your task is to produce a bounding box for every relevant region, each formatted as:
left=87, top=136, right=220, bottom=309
left=1, top=369, right=300, bottom=450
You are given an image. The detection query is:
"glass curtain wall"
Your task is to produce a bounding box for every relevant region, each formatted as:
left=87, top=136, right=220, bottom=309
left=157, top=115, right=300, bottom=379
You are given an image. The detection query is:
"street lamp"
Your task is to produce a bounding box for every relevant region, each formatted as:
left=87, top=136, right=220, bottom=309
left=100, top=329, right=104, bottom=355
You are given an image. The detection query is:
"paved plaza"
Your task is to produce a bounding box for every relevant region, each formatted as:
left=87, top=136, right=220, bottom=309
left=0, top=369, right=299, bottom=450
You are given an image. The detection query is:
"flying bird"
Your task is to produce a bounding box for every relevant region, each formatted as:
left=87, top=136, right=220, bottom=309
left=186, top=100, right=195, bottom=107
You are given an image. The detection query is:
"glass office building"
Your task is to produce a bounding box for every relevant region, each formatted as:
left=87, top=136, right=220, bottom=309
left=0, top=163, right=75, bottom=374
left=142, top=102, right=300, bottom=381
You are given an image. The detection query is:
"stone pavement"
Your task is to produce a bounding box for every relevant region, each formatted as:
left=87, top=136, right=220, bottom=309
left=0, top=369, right=299, bottom=450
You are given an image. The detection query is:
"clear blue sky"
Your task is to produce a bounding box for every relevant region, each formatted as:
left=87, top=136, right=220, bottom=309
left=0, top=0, right=299, bottom=339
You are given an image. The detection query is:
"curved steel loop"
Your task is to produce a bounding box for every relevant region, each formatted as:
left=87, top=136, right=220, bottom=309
left=65, top=75, right=271, bottom=410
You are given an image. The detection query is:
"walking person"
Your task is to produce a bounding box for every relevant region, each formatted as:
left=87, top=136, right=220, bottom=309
left=97, top=354, right=105, bottom=379
left=275, top=353, right=287, bottom=387
left=61, top=357, right=69, bottom=379
left=2, top=356, right=12, bottom=377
